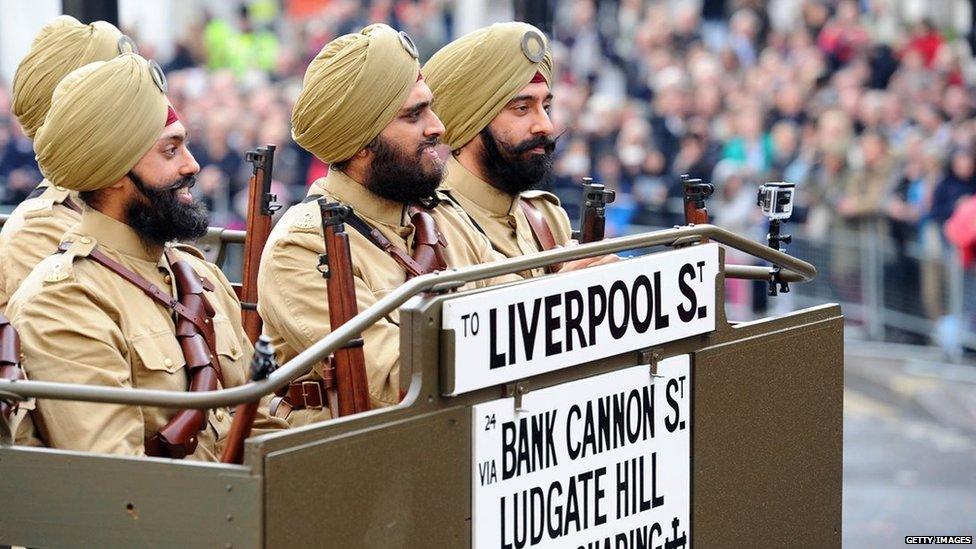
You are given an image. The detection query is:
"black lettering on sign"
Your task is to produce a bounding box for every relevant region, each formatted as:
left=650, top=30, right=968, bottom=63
left=501, top=412, right=560, bottom=481
left=631, top=275, right=652, bottom=333
left=507, top=302, right=516, bottom=366
left=545, top=294, right=562, bottom=357
left=517, top=299, right=542, bottom=362
left=665, top=378, right=682, bottom=432
left=490, top=307, right=505, bottom=369
left=608, top=280, right=630, bottom=339
left=677, top=263, right=698, bottom=322
left=564, top=290, right=587, bottom=351
left=653, top=270, right=670, bottom=328
left=587, top=285, right=607, bottom=346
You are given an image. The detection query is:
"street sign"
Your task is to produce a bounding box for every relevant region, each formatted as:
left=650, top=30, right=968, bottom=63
left=471, top=357, right=692, bottom=549
left=442, top=244, right=718, bottom=395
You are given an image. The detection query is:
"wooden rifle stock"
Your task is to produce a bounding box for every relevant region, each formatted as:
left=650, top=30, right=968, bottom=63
left=221, top=145, right=279, bottom=464
left=578, top=177, right=616, bottom=243
left=220, top=336, right=276, bottom=464
left=318, top=200, right=370, bottom=416
left=681, top=174, right=714, bottom=243
left=240, top=144, right=279, bottom=342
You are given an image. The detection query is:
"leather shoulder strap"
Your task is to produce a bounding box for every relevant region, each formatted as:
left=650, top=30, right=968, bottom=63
left=80, top=246, right=214, bottom=340
left=519, top=198, right=558, bottom=252
left=303, top=196, right=426, bottom=277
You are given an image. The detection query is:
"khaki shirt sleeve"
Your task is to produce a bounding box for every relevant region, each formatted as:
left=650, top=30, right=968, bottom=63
left=260, top=230, right=403, bottom=407
left=0, top=214, right=67, bottom=313
left=13, top=282, right=145, bottom=456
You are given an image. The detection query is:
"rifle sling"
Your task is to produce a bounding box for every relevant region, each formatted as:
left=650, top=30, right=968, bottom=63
left=302, top=195, right=426, bottom=277
left=518, top=199, right=561, bottom=273
left=79, top=246, right=217, bottom=347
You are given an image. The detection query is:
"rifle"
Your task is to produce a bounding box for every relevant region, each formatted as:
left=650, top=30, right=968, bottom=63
left=240, top=144, right=279, bottom=341
left=220, top=145, right=279, bottom=464
left=0, top=313, right=24, bottom=420
left=681, top=174, right=714, bottom=243
left=575, top=177, right=616, bottom=244
left=219, top=335, right=276, bottom=464
left=317, top=199, right=370, bottom=416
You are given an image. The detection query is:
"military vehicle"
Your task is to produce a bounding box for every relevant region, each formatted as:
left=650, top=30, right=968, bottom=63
left=0, top=183, right=841, bottom=547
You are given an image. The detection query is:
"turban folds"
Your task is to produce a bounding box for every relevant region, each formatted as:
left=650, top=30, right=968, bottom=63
left=12, top=15, right=129, bottom=139
left=423, top=22, right=553, bottom=150
left=292, top=24, right=421, bottom=164
left=33, top=54, right=169, bottom=192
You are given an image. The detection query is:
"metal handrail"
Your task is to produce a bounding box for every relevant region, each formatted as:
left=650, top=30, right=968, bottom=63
left=0, top=224, right=815, bottom=408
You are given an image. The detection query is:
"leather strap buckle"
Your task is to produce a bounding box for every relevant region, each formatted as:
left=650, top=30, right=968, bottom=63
left=300, top=381, right=324, bottom=410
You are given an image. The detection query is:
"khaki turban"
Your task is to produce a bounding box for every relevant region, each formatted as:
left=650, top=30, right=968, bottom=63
left=33, top=54, right=168, bottom=192
left=12, top=15, right=130, bottom=139
left=292, top=24, right=421, bottom=164
left=423, top=22, right=553, bottom=150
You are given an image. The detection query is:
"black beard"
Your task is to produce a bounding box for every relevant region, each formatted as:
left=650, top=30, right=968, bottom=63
left=364, top=135, right=443, bottom=203
left=127, top=170, right=209, bottom=247
left=478, top=126, right=555, bottom=195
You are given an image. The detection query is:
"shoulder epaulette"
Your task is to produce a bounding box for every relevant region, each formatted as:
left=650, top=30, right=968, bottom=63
left=170, top=242, right=207, bottom=261
left=520, top=189, right=561, bottom=206
left=44, top=237, right=96, bottom=284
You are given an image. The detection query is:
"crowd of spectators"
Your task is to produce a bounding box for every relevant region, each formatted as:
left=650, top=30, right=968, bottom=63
left=1, top=0, right=975, bottom=340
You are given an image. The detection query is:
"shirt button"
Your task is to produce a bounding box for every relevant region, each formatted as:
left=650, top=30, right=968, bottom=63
left=79, top=237, right=92, bottom=244
left=54, top=185, right=66, bottom=191
left=163, top=358, right=173, bottom=367
left=215, top=410, right=226, bottom=422
left=163, top=275, right=172, bottom=284
left=231, top=346, right=240, bottom=355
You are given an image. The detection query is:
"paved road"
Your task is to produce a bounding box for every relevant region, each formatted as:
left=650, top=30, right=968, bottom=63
left=844, top=344, right=976, bottom=548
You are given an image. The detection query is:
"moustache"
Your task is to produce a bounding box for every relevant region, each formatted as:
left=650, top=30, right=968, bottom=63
left=161, top=175, right=197, bottom=193
left=511, top=134, right=557, bottom=155
left=416, top=137, right=441, bottom=154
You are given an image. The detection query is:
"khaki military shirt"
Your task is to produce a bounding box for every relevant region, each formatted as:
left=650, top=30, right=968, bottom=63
left=258, top=170, right=520, bottom=427
left=6, top=207, right=286, bottom=459
left=0, top=180, right=82, bottom=314
left=441, top=157, right=572, bottom=278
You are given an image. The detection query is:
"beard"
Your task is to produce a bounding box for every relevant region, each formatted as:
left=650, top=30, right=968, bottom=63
left=127, top=170, right=210, bottom=247
left=364, top=135, right=444, bottom=203
left=479, top=126, right=556, bottom=195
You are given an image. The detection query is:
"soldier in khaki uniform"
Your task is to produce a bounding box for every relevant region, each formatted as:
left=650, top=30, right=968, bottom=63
left=0, top=15, right=134, bottom=314
left=6, top=54, right=286, bottom=458
left=259, top=24, right=520, bottom=427
left=424, top=23, right=614, bottom=278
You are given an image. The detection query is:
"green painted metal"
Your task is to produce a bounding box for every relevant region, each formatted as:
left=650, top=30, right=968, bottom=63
left=0, top=243, right=843, bottom=548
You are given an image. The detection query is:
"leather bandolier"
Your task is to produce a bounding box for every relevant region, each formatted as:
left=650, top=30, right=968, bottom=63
left=273, top=199, right=448, bottom=415
left=518, top=199, right=561, bottom=273
left=0, top=313, right=24, bottom=420
left=63, top=243, right=223, bottom=458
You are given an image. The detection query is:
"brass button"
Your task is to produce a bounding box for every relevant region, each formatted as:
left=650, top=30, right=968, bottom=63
left=163, top=275, right=172, bottom=284
left=79, top=237, right=92, bottom=244
left=54, top=185, right=66, bottom=191
left=163, top=358, right=173, bottom=367
left=231, top=346, right=240, bottom=355
left=215, top=410, right=225, bottom=422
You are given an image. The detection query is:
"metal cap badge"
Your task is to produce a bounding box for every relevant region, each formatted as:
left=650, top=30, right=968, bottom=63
left=521, top=30, right=546, bottom=63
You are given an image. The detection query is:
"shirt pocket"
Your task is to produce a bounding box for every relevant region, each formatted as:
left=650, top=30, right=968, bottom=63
left=130, top=330, right=188, bottom=399
left=212, top=315, right=245, bottom=385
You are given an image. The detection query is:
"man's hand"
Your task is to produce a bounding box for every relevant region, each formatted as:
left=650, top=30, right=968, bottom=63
left=554, top=240, right=620, bottom=272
